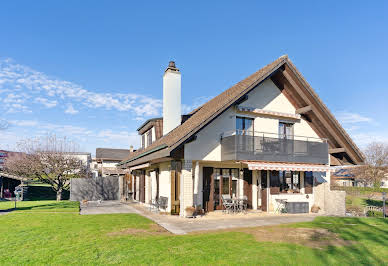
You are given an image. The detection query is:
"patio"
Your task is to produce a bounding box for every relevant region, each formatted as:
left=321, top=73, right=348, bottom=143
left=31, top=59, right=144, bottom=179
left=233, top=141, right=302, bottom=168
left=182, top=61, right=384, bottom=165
left=126, top=201, right=317, bottom=235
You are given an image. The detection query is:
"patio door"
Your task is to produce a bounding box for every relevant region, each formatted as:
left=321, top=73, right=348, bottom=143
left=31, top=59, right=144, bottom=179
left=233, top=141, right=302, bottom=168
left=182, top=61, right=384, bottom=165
left=260, top=170, right=268, bottom=211
left=139, top=170, right=145, bottom=203
left=243, top=169, right=252, bottom=208
left=202, top=167, right=214, bottom=212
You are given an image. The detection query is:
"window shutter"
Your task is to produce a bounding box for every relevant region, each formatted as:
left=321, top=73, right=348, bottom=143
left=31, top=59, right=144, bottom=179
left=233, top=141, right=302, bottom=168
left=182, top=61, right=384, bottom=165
left=304, top=172, right=313, bottom=194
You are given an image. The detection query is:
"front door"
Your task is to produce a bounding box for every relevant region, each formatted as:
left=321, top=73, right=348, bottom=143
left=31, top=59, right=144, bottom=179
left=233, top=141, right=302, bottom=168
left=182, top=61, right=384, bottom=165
left=243, top=169, right=252, bottom=208
left=202, top=167, right=213, bottom=212
left=261, top=170, right=268, bottom=211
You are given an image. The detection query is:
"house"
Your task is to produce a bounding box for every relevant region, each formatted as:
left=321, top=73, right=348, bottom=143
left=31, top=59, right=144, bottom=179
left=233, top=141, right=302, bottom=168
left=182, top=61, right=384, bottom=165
left=65, top=152, right=92, bottom=174
left=118, top=56, right=365, bottom=217
left=332, top=166, right=388, bottom=188
left=0, top=150, right=27, bottom=198
left=91, top=148, right=133, bottom=177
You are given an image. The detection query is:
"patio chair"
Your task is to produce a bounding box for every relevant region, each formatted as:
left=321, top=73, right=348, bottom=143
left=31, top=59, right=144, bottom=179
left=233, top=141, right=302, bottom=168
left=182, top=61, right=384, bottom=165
left=275, top=199, right=287, bottom=214
left=221, top=194, right=234, bottom=213
left=238, top=196, right=248, bottom=213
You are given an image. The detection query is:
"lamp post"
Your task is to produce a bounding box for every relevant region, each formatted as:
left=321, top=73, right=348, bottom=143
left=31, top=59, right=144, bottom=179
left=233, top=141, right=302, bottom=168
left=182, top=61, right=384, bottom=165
left=383, top=192, right=386, bottom=218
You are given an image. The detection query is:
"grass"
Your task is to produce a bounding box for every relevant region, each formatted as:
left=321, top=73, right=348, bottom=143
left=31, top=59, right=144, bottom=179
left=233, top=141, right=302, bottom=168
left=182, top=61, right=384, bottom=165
left=346, top=194, right=384, bottom=213
left=0, top=200, right=79, bottom=212
left=0, top=201, right=387, bottom=265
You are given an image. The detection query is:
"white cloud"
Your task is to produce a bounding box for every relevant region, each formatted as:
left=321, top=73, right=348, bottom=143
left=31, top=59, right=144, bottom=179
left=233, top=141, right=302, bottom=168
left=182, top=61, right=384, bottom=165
left=65, top=104, right=79, bottom=115
left=9, top=120, right=39, bottom=127
left=34, top=97, right=57, bottom=108
left=336, top=111, right=373, bottom=124
left=350, top=132, right=388, bottom=147
left=182, top=96, right=213, bottom=114
left=0, top=58, right=162, bottom=119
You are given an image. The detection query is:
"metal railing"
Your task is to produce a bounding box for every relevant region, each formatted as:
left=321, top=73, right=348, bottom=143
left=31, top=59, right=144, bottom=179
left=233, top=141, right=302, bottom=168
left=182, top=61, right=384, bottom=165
left=220, top=130, right=328, bottom=164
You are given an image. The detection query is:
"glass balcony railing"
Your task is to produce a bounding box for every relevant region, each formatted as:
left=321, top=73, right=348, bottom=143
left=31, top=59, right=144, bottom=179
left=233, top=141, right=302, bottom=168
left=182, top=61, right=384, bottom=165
left=220, top=131, right=329, bottom=164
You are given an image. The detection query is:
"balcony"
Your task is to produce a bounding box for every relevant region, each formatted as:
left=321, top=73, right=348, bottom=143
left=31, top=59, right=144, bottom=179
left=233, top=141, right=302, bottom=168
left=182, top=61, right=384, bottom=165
left=220, top=131, right=329, bottom=165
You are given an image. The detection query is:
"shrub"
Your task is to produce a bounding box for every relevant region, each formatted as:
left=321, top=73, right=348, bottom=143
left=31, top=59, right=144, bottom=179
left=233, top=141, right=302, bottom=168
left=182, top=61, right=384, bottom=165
left=366, top=210, right=383, bottom=217
left=331, top=186, right=388, bottom=194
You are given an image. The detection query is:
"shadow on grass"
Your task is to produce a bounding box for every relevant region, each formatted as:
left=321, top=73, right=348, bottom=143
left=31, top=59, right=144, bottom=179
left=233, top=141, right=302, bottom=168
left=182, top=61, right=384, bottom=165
left=1, top=201, right=78, bottom=212
left=364, top=199, right=383, bottom=207
left=311, top=217, right=388, bottom=265
left=27, top=185, right=70, bottom=201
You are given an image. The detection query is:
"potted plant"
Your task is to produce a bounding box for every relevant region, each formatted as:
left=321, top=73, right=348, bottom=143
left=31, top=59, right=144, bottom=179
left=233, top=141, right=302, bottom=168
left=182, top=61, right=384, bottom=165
left=185, top=206, right=196, bottom=217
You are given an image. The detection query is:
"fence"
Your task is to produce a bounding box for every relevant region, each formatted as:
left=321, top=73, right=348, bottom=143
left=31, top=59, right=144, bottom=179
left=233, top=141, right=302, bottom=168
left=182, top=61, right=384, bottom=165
left=70, top=176, right=119, bottom=201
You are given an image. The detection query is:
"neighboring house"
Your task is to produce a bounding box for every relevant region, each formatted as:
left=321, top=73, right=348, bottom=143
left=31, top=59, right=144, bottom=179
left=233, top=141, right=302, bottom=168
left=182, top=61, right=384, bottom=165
left=118, top=56, right=365, bottom=217
left=0, top=150, right=20, bottom=171
left=0, top=150, right=27, bottom=198
left=64, top=152, right=92, bottom=175
left=331, top=167, right=357, bottom=187
left=91, top=148, right=132, bottom=177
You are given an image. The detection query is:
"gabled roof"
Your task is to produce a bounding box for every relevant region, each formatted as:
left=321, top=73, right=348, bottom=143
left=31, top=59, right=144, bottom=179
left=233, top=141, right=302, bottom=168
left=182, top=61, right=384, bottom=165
left=120, top=55, right=365, bottom=167
left=96, top=148, right=131, bottom=161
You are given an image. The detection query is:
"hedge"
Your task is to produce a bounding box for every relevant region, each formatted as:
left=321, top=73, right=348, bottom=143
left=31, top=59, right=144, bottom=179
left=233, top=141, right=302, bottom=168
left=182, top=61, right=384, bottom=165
left=331, top=186, right=388, bottom=193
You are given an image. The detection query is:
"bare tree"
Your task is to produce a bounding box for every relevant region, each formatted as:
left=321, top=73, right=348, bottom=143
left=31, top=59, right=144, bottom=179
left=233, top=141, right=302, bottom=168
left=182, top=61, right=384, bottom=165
left=351, top=142, right=388, bottom=187
left=5, top=134, right=87, bottom=201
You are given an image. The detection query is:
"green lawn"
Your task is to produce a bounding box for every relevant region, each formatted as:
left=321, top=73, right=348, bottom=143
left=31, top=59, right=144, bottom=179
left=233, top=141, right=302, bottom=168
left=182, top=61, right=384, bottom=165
left=0, top=201, right=387, bottom=265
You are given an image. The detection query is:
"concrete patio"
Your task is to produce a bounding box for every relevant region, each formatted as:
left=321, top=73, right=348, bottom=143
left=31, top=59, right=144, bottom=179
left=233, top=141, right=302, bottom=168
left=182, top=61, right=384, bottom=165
left=126, top=202, right=317, bottom=235
left=80, top=200, right=317, bottom=234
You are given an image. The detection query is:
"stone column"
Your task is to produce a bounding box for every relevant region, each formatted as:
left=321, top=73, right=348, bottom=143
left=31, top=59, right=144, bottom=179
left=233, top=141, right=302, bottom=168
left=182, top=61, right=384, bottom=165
left=252, top=170, right=258, bottom=210
left=145, top=171, right=151, bottom=204
left=193, top=161, right=200, bottom=206
left=239, top=169, right=244, bottom=198
left=180, top=160, right=193, bottom=217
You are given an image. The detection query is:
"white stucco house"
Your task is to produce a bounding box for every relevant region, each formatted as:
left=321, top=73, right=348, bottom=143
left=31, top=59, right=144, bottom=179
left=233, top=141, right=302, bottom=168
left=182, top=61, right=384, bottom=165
left=91, top=148, right=132, bottom=178
left=118, top=56, right=365, bottom=217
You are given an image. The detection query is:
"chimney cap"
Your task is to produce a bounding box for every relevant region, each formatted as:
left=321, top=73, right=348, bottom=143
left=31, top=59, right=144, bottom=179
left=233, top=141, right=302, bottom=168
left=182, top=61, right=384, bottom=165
left=165, top=61, right=179, bottom=72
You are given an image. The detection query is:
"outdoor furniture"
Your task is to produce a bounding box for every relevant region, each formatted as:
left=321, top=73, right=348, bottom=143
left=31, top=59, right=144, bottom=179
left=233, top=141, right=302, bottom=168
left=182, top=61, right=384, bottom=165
left=275, top=199, right=288, bottom=214
left=150, top=196, right=168, bottom=212
left=238, top=196, right=248, bottom=213
left=221, top=194, right=234, bottom=213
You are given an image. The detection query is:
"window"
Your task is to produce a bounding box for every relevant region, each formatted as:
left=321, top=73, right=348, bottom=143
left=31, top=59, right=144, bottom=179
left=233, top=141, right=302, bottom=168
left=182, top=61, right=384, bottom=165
left=141, top=134, right=145, bottom=149
left=147, top=130, right=152, bottom=146
left=270, top=171, right=301, bottom=194
left=213, top=168, right=239, bottom=209
left=279, top=171, right=300, bottom=193
left=0, top=152, right=6, bottom=156
left=236, top=116, right=254, bottom=135
left=0, top=158, right=4, bottom=163
left=279, top=122, right=293, bottom=139
left=304, top=171, right=314, bottom=194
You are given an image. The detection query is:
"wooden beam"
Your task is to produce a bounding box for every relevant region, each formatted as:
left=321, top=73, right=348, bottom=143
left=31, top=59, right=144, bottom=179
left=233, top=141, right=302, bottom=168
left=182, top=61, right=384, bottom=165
left=281, top=67, right=361, bottom=164
left=295, top=105, right=312, bottom=114
left=329, top=148, right=346, bottom=154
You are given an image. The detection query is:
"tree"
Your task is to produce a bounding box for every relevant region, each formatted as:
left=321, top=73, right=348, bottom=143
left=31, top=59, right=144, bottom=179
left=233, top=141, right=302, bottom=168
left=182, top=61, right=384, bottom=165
left=351, top=142, right=388, bottom=187
left=5, top=135, right=87, bottom=201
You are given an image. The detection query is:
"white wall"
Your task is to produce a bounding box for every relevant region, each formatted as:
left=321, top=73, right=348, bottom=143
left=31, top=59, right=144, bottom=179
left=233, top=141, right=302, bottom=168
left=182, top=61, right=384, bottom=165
left=158, top=162, right=171, bottom=212
left=184, top=79, right=321, bottom=161
left=163, top=70, right=181, bottom=135
left=184, top=108, right=235, bottom=161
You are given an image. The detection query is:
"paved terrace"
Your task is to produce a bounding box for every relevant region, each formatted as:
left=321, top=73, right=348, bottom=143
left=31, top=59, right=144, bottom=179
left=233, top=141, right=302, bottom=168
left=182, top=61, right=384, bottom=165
left=80, top=201, right=317, bottom=234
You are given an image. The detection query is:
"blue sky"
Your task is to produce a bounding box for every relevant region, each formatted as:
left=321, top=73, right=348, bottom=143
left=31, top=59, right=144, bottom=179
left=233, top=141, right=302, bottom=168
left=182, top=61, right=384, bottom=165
left=0, top=1, right=387, bottom=155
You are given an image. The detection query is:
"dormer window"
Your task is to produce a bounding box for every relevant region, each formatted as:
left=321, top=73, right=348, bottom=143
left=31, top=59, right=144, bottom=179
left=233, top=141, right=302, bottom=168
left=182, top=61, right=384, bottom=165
left=141, top=128, right=154, bottom=149
left=141, top=134, right=146, bottom=149
left=147, top=130, right=152, bottom=146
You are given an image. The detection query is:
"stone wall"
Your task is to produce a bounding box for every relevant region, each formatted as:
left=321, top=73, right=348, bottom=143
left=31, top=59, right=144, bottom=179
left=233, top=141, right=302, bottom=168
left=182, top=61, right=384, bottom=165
left=313, top=182, right=346, bottom=216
